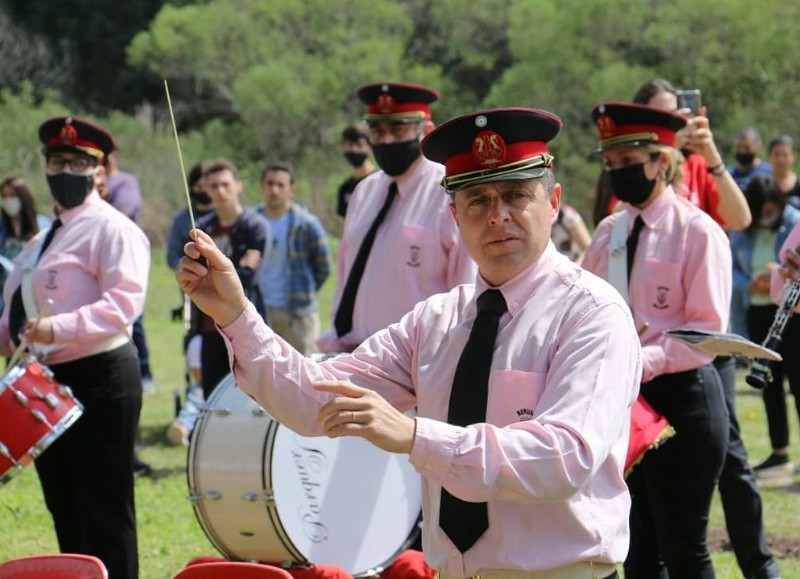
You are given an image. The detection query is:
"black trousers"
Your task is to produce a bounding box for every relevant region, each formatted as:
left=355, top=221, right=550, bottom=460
left=747, top=304, right=800, bottom=450
left=34, top=342, right=142, bottom=579
left=715, top=355, right=782, bottom=579
left=625, top=364, right=728, bottom=579
left=200, top=330, right=230, bottom=399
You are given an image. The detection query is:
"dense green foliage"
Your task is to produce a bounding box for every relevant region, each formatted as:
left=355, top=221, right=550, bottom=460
left=3, top=0, right=800, bottom=239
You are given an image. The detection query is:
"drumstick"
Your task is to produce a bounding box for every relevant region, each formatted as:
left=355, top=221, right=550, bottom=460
left=164, top=79, right=196, bottom=231
left=9, top=298, right=54, bottom=368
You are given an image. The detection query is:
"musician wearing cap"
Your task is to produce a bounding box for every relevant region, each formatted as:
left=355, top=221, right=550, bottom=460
left=582, top=102, right=731, bottom=578
left=316, top=82, right=475, bottom=354
left=177, top=107, right=641, bottom=579
left=0, top=116, right=150, bottom=578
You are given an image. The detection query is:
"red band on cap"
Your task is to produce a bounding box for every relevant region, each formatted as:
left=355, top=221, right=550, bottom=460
left=366, top=101, right=432, bottom=119
left=601, top=123, right=676, bottom=148
left=445, top=140, right=550, bottom=177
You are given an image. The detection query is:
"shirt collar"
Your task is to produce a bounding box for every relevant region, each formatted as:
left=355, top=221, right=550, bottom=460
left=380, top=156, right=439, bottom=200
left=474, top=242, right=558, bottom=319
left=628, top=184, right=676, bottom=230
left=57, top=190, right=102, bottom=225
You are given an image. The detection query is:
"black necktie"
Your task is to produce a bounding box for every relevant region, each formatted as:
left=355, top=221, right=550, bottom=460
left=626, top=215, right=645, bottom=284
left=439, top=288, right=507, bottom=553
left=9, top=219, right=62, bottom=346
left=334, top=183, right=398, bottom=337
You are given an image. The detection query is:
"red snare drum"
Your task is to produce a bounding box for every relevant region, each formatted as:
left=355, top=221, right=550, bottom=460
left=625, top=394, right=675, bottom=477
left=0, top=355, right=84, bottom=485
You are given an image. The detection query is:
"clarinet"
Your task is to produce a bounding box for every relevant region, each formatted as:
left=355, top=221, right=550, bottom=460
left=745, top=277, right=800, bottom=389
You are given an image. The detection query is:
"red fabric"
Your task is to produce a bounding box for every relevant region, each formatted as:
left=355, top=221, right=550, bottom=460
left=625, top=395, right=675, bottom=476
left=682, top=153, right=723, bottom=226
left=184, top=557, right=350, bottom=578
left=379, top=550, right=436, bottom=579
left=445, top=139, right=550, bottom=175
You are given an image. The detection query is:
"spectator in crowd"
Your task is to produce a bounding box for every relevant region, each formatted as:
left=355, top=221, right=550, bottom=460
left=729, top=127, right=773, bottom=191
left=633, top=78, right=751, bottom=231
left=257, top=162, right=331, bottom=355
left=733, top=175, right=800, bottom=480
left=337, top=123, right=376, bottom=219
left=317, top=82, right=476, bottom=354
left=0, top=176, right=51, bottom=260
left=550, top=203, right=591, bottom=263
left=167, top=162, right=214, bottom=271
left=189, top=158, right=270, bottom=399
left=768, top=134, right=800, bottom=209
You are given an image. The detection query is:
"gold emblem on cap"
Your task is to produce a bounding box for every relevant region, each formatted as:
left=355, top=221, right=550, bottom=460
left=59, top=123, right=78, bottom=145
left=377, top=93, right=396, bottom=114
left=472, top=130, right=506, bottom=167
left=596, top=114, right=616, bottom=140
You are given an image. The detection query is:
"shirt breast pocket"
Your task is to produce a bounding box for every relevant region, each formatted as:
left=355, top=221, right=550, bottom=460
left=487, top=369, right=547, bottom=427
left=642, top=258, right=683, bottom=316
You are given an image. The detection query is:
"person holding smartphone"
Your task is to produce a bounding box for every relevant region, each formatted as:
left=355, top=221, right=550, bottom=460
left=633, top=79, right=751, bottom=231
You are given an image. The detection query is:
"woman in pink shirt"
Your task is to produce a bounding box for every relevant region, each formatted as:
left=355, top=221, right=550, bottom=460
left=583, top=102, right=731, bottom=579
left=0, top=117, right=150, bottom=579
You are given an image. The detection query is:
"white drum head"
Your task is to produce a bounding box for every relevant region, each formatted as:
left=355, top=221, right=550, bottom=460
left=189, top=375, right=422, bottom=576
left=270, top=427, right=421, bottom=575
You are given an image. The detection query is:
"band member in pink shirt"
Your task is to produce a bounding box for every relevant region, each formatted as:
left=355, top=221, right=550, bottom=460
left=178, top=107, right=640, bottom=579
left=582, top=103, right=731, bottom=579
left=0, top=116, right=150, bottom=578
left=317, top=82, right=475, bottom=354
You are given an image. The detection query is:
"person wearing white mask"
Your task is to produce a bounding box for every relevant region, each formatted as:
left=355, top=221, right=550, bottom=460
left=0, top=176, right=51, bottom=260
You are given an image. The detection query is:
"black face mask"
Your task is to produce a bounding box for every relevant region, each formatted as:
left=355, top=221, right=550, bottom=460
left=735, top=152, right=756, bottom=167
left=608, top=163, right=657, bottom=207
left=372, top=139, right=421, bottom=177
left=46, top=173, right=93, bottom=209
left=344, top=151, right=368, bottom=168
left=191, top=191, right=212, bottom=206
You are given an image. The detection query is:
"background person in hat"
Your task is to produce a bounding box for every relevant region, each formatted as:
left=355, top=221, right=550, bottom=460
left=0, top=116, right=150, bottom=578
left=176, top=107, right=640, bottom=579
left=316, top=81, right=475, bottom=354
left=582, top=102, right=731, bottom=579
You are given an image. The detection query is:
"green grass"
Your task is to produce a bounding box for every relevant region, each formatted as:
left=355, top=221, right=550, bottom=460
left=1, top=250, right=799, bottom=578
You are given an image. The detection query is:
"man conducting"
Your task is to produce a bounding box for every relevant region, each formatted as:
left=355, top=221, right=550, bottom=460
left=177, top=107, right=640, bottom=579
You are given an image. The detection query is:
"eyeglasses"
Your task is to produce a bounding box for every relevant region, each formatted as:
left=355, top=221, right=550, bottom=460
left=45, top=155, right=96, bottom=173
left=602, top=152, right=661, bottom=171
left=368, top=121, right=422, bottom=142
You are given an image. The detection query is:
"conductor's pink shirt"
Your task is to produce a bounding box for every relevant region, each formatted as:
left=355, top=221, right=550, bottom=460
left=222, top=244, right=640, bottom=576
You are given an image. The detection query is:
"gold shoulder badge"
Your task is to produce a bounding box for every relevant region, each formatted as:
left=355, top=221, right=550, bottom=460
left=376, top=93, right=396, bottom=114
left=472, top=130, right=506, bottom=167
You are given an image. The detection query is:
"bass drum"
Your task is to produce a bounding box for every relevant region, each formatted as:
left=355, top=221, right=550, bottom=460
left=188, top=374, right=422, bottom=576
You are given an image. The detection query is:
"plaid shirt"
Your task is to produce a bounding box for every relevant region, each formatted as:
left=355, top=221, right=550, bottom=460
left=258, top=204, right=331, bottom=315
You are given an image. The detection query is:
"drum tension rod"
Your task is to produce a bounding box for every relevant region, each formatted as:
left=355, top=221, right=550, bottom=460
left=0, top=441, right=21, bottom=467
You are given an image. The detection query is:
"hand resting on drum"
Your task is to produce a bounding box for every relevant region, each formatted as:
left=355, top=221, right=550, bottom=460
left=176, top=229, right=249, bottom=328
left=314, top=381, right=416, bottom=454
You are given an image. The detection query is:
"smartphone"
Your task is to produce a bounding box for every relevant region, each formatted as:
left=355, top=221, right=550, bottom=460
left=676, top=89, right=702, bottom=115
